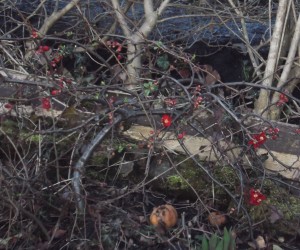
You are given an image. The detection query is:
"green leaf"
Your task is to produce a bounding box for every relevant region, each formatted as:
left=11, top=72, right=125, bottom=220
left=117, top=145, right=124, bottom=153
left=223, top=228, right=230, bottom=250
left=154, top=41, right=163, bottom=50
left=157, top=54, right=170, bottom=70
left=144, top=89, right=150, bottom=96
left=150, top=84, right=158, bottom=92
left=143, top=82, right=150, bottom=88
left=209, top=234, right=218, bottom=250
left=201, top=237, right=209, bottom=250
left=216, top=239, right=223, bottom=250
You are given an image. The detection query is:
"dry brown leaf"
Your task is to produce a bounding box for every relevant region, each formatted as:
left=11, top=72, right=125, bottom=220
left=208, top=211, right=226, bottom=227
left=203, top=64, right=221, bottom=85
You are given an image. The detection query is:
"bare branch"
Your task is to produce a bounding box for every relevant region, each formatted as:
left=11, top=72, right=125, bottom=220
left=138, top=0, right=170, bottom=38
left=227, top=0, right=263, bottom=79
left=111, top=0, right=131, bottom=37
left=72, top=115, right=123, bottom=212
left=254, top=0, right=289, bottom=117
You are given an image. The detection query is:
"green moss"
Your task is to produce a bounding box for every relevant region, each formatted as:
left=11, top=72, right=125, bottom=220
left=89, top=154, right=108, bottom=166
left=19, top=132, right=41, bottom=143
left=267, top=186, right=300, bottom=220
left=166, top=175, right=189, bottom=190
left=159, top=157, right=238, bottom=202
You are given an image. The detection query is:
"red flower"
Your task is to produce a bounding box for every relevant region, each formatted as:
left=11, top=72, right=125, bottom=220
left=50, top=61, right=56, bottom=67
left=4, top=103, right=13, bottom=110
left=116, top=45, right=122, bottom=53
left=31, top=30, right=39, bottom=39
left=248, top=131, right=267, bottom=149
left=162, top=114, right=172, bottom=128
left=41, top=98, right=51, bottom=110
left=249, top=188, right=266, bottom=206
left=193, top=96, right=203, bottom=109
left=178, top=131, right=186, bottom=139
left=51, top=89, right=61, bottom=96
left=276, top=93, right=288, bottom=106
left=36, top=45, right=50, bottom=54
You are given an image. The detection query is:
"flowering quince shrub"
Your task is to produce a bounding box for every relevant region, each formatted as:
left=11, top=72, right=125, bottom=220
left=161, top=114, right=172, bottom=128
left=248, top=188, right=267, bottom=206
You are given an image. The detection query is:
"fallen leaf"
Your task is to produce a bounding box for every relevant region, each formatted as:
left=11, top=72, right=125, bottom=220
left=273, top=244, right=284, bottom=250
left=203, top=64, right=221, bottom=85
left=208, top=211, right=226, bottom=227
left=255, top=235, right=266, bottom=249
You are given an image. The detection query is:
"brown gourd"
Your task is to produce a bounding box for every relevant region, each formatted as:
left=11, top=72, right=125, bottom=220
left=149, top=204, right=178, bottom=229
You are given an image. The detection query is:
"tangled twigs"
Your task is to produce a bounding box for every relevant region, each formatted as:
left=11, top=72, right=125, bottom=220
left=72, top=114, right=122, bottom=212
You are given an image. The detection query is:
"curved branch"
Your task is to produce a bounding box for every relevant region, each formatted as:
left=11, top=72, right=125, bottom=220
left=72, top=114, right=123, bottom=212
